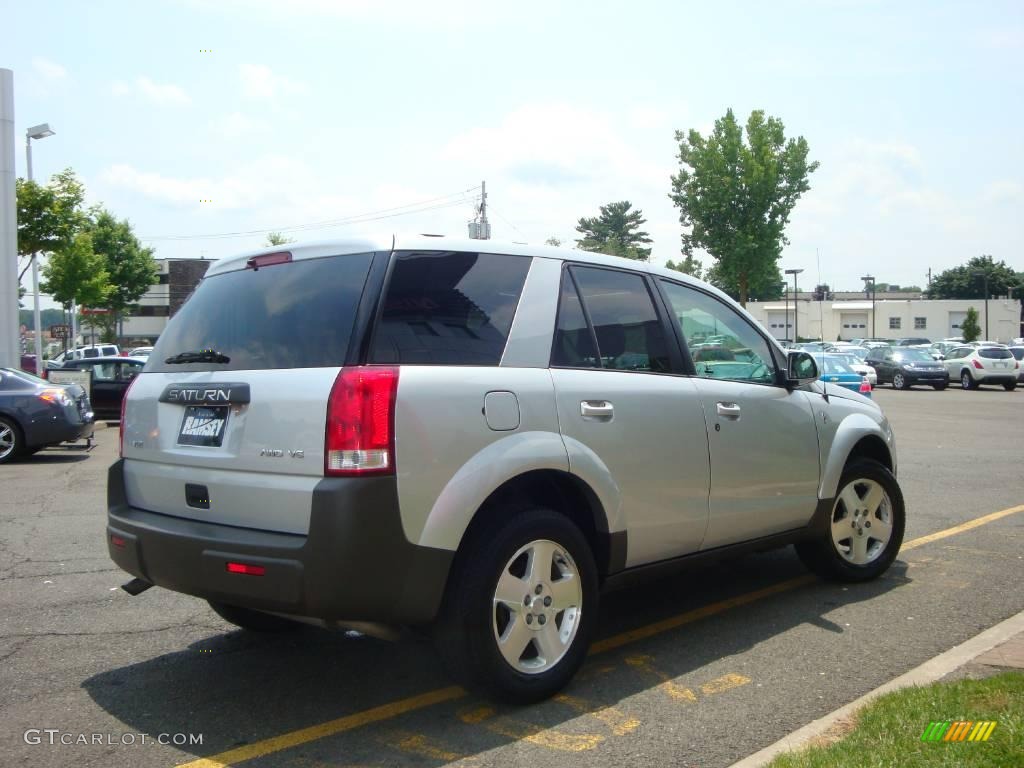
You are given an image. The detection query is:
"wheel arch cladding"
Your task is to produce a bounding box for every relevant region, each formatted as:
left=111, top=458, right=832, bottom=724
left=460, top=469, right=623, bottom=578
left=819, top=415, right=894, bottom=499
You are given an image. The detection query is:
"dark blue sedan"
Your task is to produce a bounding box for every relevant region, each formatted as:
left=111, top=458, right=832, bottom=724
left=0, top=368, right=94, bottom=463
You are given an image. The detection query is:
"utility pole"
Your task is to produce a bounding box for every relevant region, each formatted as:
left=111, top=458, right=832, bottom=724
left=0, top=69, right=17, bottom=369
left=468, top=181, right=490, bottom=240
left=785, top=268, right=804, bottom=342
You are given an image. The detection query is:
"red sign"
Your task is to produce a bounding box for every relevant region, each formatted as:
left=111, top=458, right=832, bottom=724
left=80, top=308, right=112, bottom=315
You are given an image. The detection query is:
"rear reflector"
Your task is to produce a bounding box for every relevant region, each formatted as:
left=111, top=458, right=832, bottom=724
left=246, top=251, right=292, bottom=270
left=325, top=366, right=399, bottom=476
left=110, top=535, right=126, bottom=549
left=226, top=562, right=265, bottom=576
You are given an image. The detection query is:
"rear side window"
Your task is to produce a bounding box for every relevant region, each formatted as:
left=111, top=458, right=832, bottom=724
left=148, top=252, right=374, bottom=372
left=564, top=266, right=670, bottom=373
left=1010, top=348, right=1024, bottom=361
left=370, top=251, right=530, bottom=365
left=979, top=347, right=1012, bottom=359
left=551, top=273, right=599, bottom=368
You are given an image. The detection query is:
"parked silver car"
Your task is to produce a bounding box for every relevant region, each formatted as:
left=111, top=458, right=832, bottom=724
left=107, top=236, right=904, bottom=702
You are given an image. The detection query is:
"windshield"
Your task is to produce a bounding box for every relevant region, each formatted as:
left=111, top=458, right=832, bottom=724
left=893, top=349, right=934, bottom=362
left=2, top=367, right=48, bottom=385
left=817, top=356, right=857, bottom=375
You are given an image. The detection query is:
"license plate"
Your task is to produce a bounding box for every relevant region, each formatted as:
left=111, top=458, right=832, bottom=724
left=177, top=406, right=229, bottom=447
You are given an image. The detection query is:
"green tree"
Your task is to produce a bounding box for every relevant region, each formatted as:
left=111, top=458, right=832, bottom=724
left=575, top=201, right=652, bottom=260
left=960, top=307, right=981, bottom=342
left=40, top=232, right=111, bottom=310
left=16, top=169, right=88, bottom=259
left=670, top=108, right=819, bottom=306
left=928, top=255, right=1023, bottom=299
left=265, top=231, right=295, bottom=246
left=665, top=253, right=704, bottom=279
left=544, top=236, right=563, bottom=247
left=89, top=209, right=158, bottom=332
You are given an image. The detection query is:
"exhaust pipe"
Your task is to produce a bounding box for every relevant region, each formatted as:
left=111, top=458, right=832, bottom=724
left=121, top=578, right=154, bottom=596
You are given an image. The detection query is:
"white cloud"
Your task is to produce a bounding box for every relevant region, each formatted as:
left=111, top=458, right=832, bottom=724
left=111, top=77, right=190, bottom=106
left=210, top=112, right=263, bottom=139
left=239, top=64, right=308, bottom=100
left=32, top=57, right=67, bottom=80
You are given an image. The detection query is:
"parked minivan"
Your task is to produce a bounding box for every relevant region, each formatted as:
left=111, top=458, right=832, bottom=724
left=107, top=236, right=904, bottom=702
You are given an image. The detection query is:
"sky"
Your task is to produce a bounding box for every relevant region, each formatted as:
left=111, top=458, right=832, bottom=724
left=5, top=0, right=1023, bottom=309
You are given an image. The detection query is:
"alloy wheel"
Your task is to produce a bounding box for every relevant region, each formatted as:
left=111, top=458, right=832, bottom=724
left=492, top=539, right=583, bottom=675
left=830, top=478, right=894, bottom=565
left=0, top=421, right=16, bottom=461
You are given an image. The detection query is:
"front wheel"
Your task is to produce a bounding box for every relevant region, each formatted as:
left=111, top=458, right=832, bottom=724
left=1003, top=382, right=1016, bottom=391
left=0, top=417, right=24, bottom=464
left=892, top=373, right=910, bottom=390
left=795, top=459, right=905, bottom=582
left=932, top=383, right=948, bottom=391
left=434, top=507, right=598, bottom=704
left=961, top=371, right=978, bottom=390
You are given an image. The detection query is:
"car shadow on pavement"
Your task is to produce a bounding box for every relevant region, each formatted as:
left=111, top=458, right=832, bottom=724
left=82, top=549, right=912, bottom=765
left=10, top=452, right=93, bottom=464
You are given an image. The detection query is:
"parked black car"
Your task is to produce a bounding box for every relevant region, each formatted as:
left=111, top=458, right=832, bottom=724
left=0, top=368, right=94, bottom=463
left=56, top=357, right=145, bottom=419
left=865, top=347, right=949, bottom=390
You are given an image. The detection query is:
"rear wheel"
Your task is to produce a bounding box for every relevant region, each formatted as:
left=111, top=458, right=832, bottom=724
left=795, top=459, right=905, bottom=582
left=434, top=506, right=598, bottom=704
left=0, top=417, right=24, bottom=464
left=208, top=601, right=303, bottom=632
left=892, top=373, right=909, bottom=390
left=961, top=371, right=978, bottom=390
left=1004, top=382, right=1017, bottom=391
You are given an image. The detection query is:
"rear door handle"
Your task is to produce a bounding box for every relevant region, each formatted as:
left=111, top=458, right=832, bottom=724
left=716, top=402, right=741, bottom=419
left=580, top=400, right=614, bottom=419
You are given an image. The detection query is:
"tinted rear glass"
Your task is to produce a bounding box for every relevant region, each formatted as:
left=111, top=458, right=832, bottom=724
left=148, top=252, right=374, bottom=372
left=1010, top=348, right=1024, bottom=361
left=979, top=347, right=1012, bottom=359
left=370, top=251, right=530, bottom=365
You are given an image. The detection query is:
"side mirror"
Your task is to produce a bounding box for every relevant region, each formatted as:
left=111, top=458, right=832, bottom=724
left=786, top=351, right=818, bottom=386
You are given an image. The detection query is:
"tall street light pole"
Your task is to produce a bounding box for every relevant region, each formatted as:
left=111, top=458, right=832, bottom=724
left=861, top=275, right=876, bottom=338
left=26, top=122, right=55, bottom=375
left=785, top=268, right=804, bottom=343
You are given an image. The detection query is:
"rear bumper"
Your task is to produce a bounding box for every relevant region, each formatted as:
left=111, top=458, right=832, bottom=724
left=24, top=415, right=94, bottom=448
left=106, top=460, right=453, bottom=625
left=976, top=373, right=1017, bottom=384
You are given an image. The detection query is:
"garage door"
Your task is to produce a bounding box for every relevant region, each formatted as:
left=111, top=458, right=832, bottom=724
left=765, top=311, right=791, bottom=341
left=839, top=313, right=869, bottom=340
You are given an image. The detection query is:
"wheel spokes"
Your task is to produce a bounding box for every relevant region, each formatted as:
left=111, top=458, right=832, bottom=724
left=549, top=575, right=579, bottom=612
left=497, top=615, right=533, bottom=666
left=849, top=531, right=870, bottom=563
left=525, top=540, right=558, bottom=583
left=862, top=481, right=885, bottom=516
left=534, top=622, right=564, bottom=664
left=494, top=570, right=529, bottom=611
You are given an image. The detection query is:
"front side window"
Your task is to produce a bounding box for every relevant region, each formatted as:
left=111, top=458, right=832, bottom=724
left=660, top=280, right=776, bottom=384
left=567, top=267, right=670, bottom=373
left=371, top=251, right=531, bottom=366
left=91, top=362, right=116, bottom=381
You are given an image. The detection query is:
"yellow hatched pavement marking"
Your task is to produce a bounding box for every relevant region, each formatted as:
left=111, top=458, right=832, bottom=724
left=457, top=705, right=604, bottom=752
left=700, top=673, right=752, bottom=695
left=554, top=694, right=641, bottom=736
left=624, top=655, right=698, bottom=702
left=378, top=730, right=465, bottom=761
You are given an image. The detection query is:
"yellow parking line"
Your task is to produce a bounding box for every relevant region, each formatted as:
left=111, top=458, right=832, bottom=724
left=458, top=705, right=603, bottom=751
left=700, top=673, right=752, bottom=696
left=624, top=655, right=698, bottom=702
left=177, top=503, right=1024, bottom=767
left=378, top=730, right=465, bottom=762
left=554, top=694, right=641, bottom=736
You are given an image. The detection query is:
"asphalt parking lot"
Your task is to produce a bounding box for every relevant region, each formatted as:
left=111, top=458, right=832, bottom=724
left=1, top=388, right=1021, bottom=768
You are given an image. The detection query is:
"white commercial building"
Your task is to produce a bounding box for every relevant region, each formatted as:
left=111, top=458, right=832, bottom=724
left=746, top=297, right=1022, bottom=344
left=120, top=257, right=212, bottom=342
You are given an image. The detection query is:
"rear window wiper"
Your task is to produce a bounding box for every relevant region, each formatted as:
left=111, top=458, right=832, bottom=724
left=164, top=349, right=231, bottom=365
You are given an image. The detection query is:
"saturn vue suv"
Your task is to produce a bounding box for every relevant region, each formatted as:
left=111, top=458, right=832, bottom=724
left=107, top=235, right=904, bottom=703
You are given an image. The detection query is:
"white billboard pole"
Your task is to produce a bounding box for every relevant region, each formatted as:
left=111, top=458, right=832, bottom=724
left=0, top=69, right=19, bottom=369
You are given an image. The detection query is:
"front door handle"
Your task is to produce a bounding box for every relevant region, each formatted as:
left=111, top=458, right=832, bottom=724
left=580, top=400, right=614, bottom=419
left=716, top=401, right=741, bottom=419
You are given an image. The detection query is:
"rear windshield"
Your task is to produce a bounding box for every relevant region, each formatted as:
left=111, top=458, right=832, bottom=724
left=979, top=347, right=1012, bottom=360
left=148, top=252, right=373, bottom=372
left=370, top=250, right=531, bottom=365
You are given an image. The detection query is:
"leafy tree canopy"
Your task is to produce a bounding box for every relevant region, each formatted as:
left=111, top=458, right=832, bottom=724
left=88, top=209, right=158, bottom=314
left=960, top=307, right=981, bottom=343
left=40, top=232, right=112, bottom=309
left=670, top=108, right=818, bottom=305
left=16, top=169, right=87, bottom=258
left=928, top=255, right=1023, bottom=299
left=575, top=201, right=652, bottom=261
left=265, top=231, right=295, bottom=246
left=665, top=253, right=704, bottom=280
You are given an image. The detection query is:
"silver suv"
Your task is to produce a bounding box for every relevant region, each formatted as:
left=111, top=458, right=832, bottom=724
left=107, top=236, right=904, bottom=703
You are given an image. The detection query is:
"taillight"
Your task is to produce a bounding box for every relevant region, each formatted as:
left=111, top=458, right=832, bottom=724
left=119, top=375, right=140, bottom=458
left=859, top=378, right=872, bottom=394
left=226, top=562, right=265, bottom=576
left=972, top=359, right=984, bottom=369
left=325, top=366, right=399, bottom=476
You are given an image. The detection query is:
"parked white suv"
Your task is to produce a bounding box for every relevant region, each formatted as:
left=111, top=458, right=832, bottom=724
left=942, top=344, right=1019, bottom=390
left=107, top=236, right=904, bottom=702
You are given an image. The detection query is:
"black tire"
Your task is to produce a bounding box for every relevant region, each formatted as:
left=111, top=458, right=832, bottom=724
left=433, top=506, right=598, bottom=704
left=961, top=371, right=978, bottom=390
left=892, top=372, right=910, bottom=390
left=208, top=601, right=303, bottom=632
left=1003, top=382, right=1016, bottom=391
left=0, top=416, right=25, bottom=464
left=932, top=383, right=948, bottom=391
left=795, top=459, right=905, bottom=583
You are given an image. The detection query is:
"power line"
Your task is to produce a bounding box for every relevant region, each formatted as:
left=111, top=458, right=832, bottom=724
left=140, top=186, right=481, bottom=242
left=489, top=206, right=530, bottom=242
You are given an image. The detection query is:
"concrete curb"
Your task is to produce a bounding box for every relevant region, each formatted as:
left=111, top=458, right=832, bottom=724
left=729, top=609, right=1024, bottom=767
